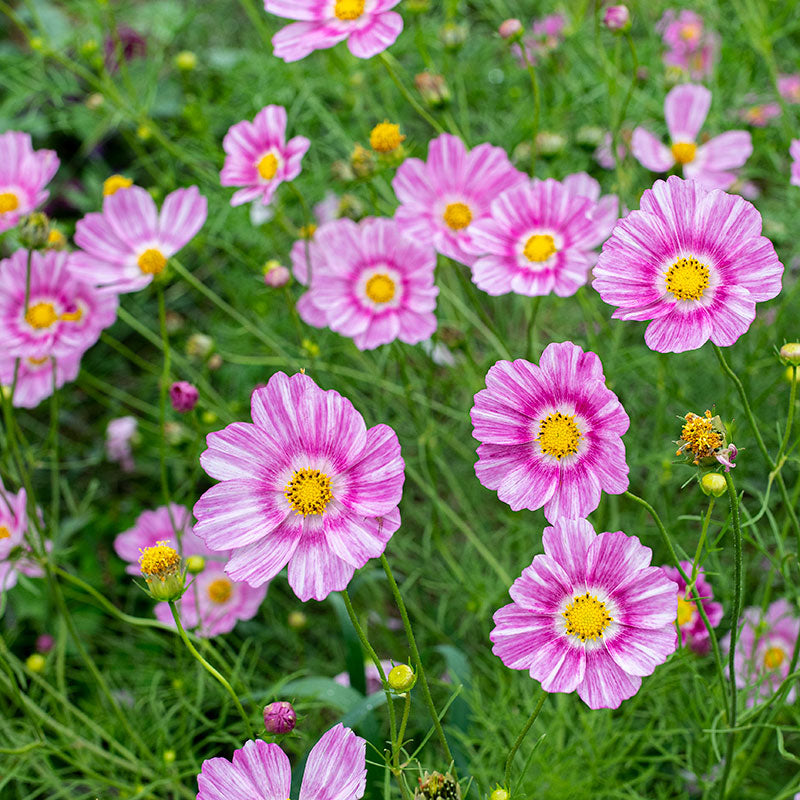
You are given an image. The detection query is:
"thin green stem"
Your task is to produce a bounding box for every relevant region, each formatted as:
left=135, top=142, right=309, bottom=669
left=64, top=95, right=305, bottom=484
left=379, top=52, right=445, bottom=134
left=520, top=47, right=541, bottom=175
left=776, top=365, right=798, bottom=467
left=717, top=471, right=744, bottom=800
left=380, top=554, right=455, bottom=769
left=168, top=600, right=255, bottom=739
left=504, top=689, right=546, bottom=788
left=691, top=497, right=715, bottom=581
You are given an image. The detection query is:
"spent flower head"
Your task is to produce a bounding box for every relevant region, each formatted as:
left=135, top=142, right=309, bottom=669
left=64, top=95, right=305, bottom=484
left=676, top=410, right=736, bottom=471
left=138, top=540, right=185, bottom=602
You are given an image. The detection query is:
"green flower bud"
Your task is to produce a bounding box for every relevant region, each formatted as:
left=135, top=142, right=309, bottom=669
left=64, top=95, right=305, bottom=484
left=700, top=473, right=727, bottom=497
left=387, top=663, right=416, bottom=692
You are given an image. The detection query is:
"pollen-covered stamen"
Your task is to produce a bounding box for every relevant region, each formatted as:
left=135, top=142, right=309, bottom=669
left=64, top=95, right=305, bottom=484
left=334, top=0, right=365, bottom=21
left=563, top=592, right=613, bottom=641
left=671, top=141, right=697, bottom=164
left=764, top=646, right=785, bottom=669
left=0, top=525, right=11, bottom=540
left=138, top=540, right=181, bottom=579
left=0, top=192, right=19, bottom=213
left=284, top=468, right=334, bottom=516
left=442, top=202, right=473, bottom=231
left=678, top=410, right=722, bottom=461
left=665, top=256, right=709, bottom=301
left=365, top=273, right=396, bottom=304
left=28, top=356, right=49, bottom=366
left=536, top=411, right=582, bottom=460
left=207, top=578, right=233, bottom=604
left=137, top=248, right=167, bottom=275
left=677, top=594, right=696, bottom=627
left=523, top=233, right=557, bottom=263
left=257, top=153, right=279, bottom=181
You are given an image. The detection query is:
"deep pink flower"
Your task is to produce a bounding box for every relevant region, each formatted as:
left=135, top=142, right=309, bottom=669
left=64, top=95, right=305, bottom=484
left=790, top=140, right=800, bottom=187
left=658, top=10, right=717, bottom=79
left=106, top=416, right=138, bottom=471
left=220, top=106, right=310, bottom=208
left=661, top=561, right=723, bottom=654
left=194, top=372, right=404, bottom=602
left=197, top=723, right=366, bottom=800
left=170, top=381, right=199, bottom=413
left=471, top=341, right=629, bottom=522
left=462, top=179, right=601, bottom=297
left=603, top=5, right=630, bottom=31
left=0, top=350, right=82, bottom=409
left=0, top=131, right=59, bottom=234
left=632, top=84, right=752, bottom=190
left=154, top=561, right=267, bottom=637
left=263, top=701, right=296, bottom=734
left=297, top=217, right=439, bottom=350
left=491, top=518, right=678, bottom=709
left=740, top=102, right=781, bottom=127
left=594, top=176, right=783, bottom=353
left=0, top=249, right=118, bottom=361
left=266, top=0, right=403, bottom=62
left=72, top=185, right=207, bottom=293
left=722, top=599, right=800, bottom=706
left=513, top=13, right=565, bottom=65
left=114, top=504, right=217, bottom=576
left=778, top=73, right=800, bottom=104
left=0, top=479, right=43, bottom=594
left=392, top=133, right=526, bottom=267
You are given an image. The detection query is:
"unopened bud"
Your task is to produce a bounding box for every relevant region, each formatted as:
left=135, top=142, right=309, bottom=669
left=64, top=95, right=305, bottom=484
left=26, top=653, right=46, bottom=672
left=603, top=5, right=631, bottom=32
left=186, top=333, right=214, bottom=361
left=263, top=701, right=296, bottom=734
left=700, top=473, right=727, bottom=497
left=163, top=749, right=176, bottom=764
left=440, top=22, right=467, bottom=50
left=415, top=72, right=451, bottom=107
left=18, top=212, right=51, bottom=249
left=535, top=131, right=567, bottom=156
left=498, top=18, right=523, bottom=40
left=490, top=790, right=510, bottom=800
left=175, top=50, right=197, bottom=71
left=138, top=540, right=184, bottom=602
left=169, top=381, right=199, bottom=413
left=779, top=343, right=800, bottom=367
left=387, top=663, right=415, bottom=692
left=263, top=261, right=291, bottom=288
left=36, top=634, right=55, bottom=653
left=288, top=610, right=307, bottom=629
left=370, top=121, right=405, bottom=154
left=185, top=555, right=205, bottom=574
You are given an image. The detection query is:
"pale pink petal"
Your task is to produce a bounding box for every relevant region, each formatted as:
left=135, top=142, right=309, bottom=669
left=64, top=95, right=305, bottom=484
left=631, top=127, right=675, bottom=172
left=664, top=83, right=711, bottom=142
left=299, top=724, right=367, bottom=800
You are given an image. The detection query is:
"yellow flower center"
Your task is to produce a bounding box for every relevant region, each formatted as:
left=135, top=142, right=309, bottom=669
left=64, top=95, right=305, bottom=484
left=0, top=192, right=19, bottom=213
left=284, top=468, right=334, bottom=516
left=103, top=175, right=133, bottom=196
left=678, top=411, right=722, bottom=460
left=523, top=233, right=557, bottom=263
left=370, top=121, right=405, bottom=153
left=300, top=223, right=317, bottom=238
left=764, top=646, right=785, bottom=670
left=536, top=411, right=582, bottom=460
left=257, top=153, right=279, bottom=181
left=137, top=248, right=167, bottom=275
left=334, top=0, right=365, bottom=21
left=442, top=202, right=473, bottom=231
left=25, top=302, right=58, bottom=329
left=680, top=23, right=700, bottom=41
left=47, top=229, right=66, bottom=249
left=671, top=141, right=697, bottom=165
left=677, top=595, right=696, bottom=627
left=664, top=256, right=709, bottom=301
left=563, top=592, right=613, bottom=642
left=138, top=540, right=181, bottom=578
left=365, top=273, right=396, bottom=304
left=0, top=525, right=11, bottom=540
left=207, top=578, right=233, bottom=604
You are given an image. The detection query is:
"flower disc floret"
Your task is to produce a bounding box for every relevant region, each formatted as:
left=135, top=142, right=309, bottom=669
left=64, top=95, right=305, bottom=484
left=284, top=468, right=334, bottom=515
left=0, top=193, right=19, bottom=213
left=207, top=577, right=233, bottom=604
left=370, top=121, right=405, bottom=153
left=524, top=233, right=557, bottom=263
left=257, top=153, right=279, bottom=180
left=137, top=248, right=167, bottom=275
left=665, top=256, right=709, bottom=300
left=671, top=141, right=697, bottom=164
left=335, top=0, right=365, bottom=20
left=443, top=202, right=473, bottom=231
left=536, top=411, right=581, bottom=460
left=563, top=593, right=613, bottom=641
left=365, top=273, right=395, bottom=304
left=102, top=175, right=133, bottom=196
left=139, top=540, right=181, bottom=579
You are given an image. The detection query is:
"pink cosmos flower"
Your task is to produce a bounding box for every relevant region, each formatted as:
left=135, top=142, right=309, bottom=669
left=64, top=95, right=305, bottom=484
left=632, top=84, right=752, bottom=191
left=514, top=13, right=565, bottom=65
left=462, top=179, right=601, bottom=298
left=0, top=249, right=118, bottom=361
left=658, top=10, right=717, bottom=79
left=739, top=102, right=781, bottom=127
left=266, top=0, right=403, bottom=63
left=0, top=132, right=59, bottom=234
left=0, top=480, right=30, bottom=593
left=335, top=659, right=393, bottom=694
left=790, top=140, right=800, bottom=187
left=296, top=217, right=439, bottom=350
left=154, top=562, right=267, bottom=637
left=392, top=133, right=526, bottom=267
left=471, top=341, right=629, bottom=522
left=106, top=416, right=138, bottom=472
left=0, top=350, right=83, bottom=409
left=778, top=73, right=800, bottom=103
left=220, top=106, right=310, bottom=208
left=491, top=518, right=678, bottom=710
left=114, top=504, right=218, bottom=576
left=593, top=176, right=783, bottom=353
left=193, top=371, right=404, bottom=602
left=661, top=561, right=723, bottom=654
left=196, top=723, right=366, bottom=800
left=71, top=185, right=207, bottom=293
left=594, top=132, right=627, bottom=170
left=722, top=599, right=800, bottom=706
